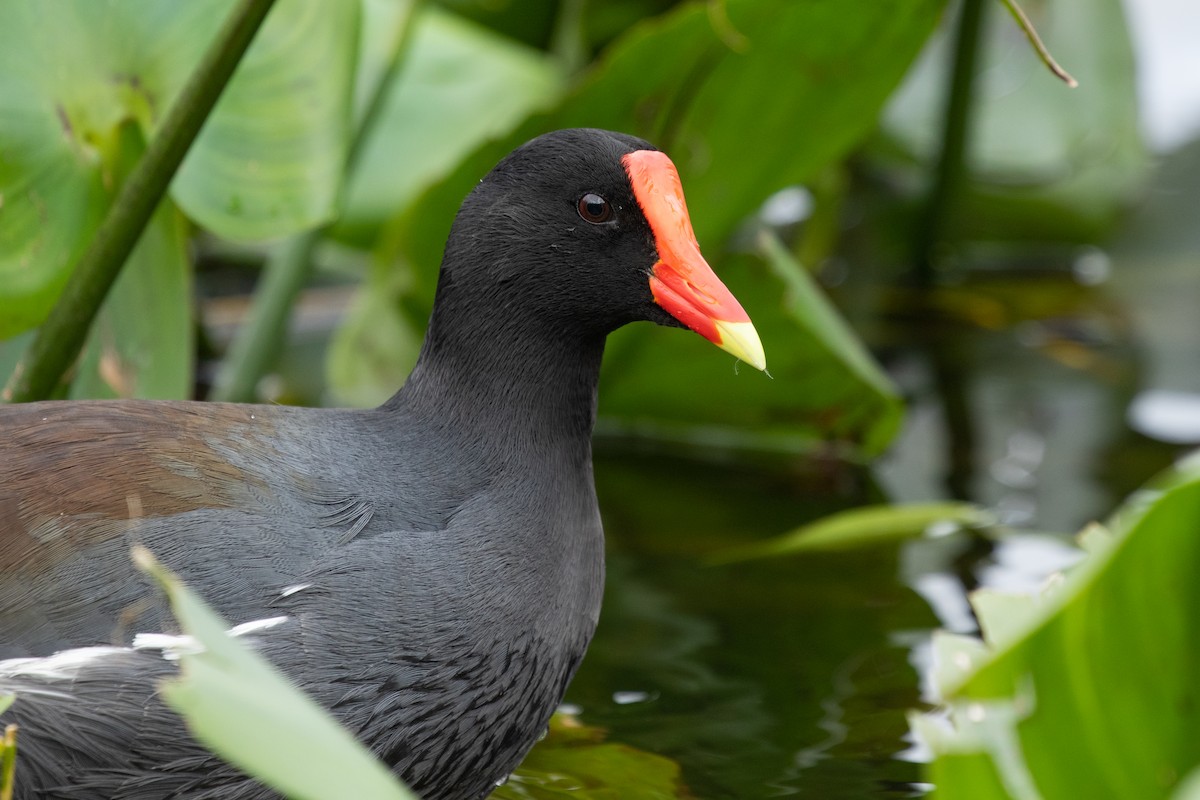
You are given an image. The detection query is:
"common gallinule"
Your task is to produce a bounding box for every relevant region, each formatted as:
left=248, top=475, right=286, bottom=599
left=0, top=128, right=764, bottom=799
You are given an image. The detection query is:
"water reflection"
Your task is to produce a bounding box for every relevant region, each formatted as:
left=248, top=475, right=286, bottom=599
left=1127, top=389, right=1200, bottom=444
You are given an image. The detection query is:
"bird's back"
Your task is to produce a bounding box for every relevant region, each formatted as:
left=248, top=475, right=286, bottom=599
left=0, top=399, right=401, bottom=655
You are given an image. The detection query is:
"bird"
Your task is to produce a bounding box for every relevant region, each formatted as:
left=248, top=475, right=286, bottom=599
left=0, top=128, right=764, bottom=799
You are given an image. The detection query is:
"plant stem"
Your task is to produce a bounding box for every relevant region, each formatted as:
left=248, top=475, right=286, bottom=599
left=1, top=724, right=16, bottom=800
left=550, top=0, right=588, bottom=74
left=908, top=0, right=987, bottom=502
left=4, top=0, right=277, bottom=403
left=210, top=1, right=422, bottom=403
left=911, top=0, right=987, bottom=288
left=1000, top=0, right=1077, bottom=87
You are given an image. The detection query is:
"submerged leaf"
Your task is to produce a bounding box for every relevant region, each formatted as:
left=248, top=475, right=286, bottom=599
left=715, top=502, right=988, bottom=563
left=494, top=711, right=686, bottom=799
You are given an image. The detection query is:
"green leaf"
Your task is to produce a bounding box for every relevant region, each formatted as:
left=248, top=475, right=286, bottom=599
left=910, top=704, right=1041, bottom=800
left=133, top=547, right=417, bottom=800
left=914, top=454, right=1200, bottom=799
left=333, top=5, right=565, bottom=244
left=0, top=2, right=114, bottom=338
left=494, top=711, right=686, bottom=799
left=0, top=716, right=14, bottom=800
left=0, top=0, right=357, bottom=337
left=401, top=0, right=947, bottom=274
left=759, top=231, right=898, bottom=419
left=1172, top=767, right=1200, bottom=800
left=67, top=199, right=192, bottom=399
left=172, top=0, right=360, bottom=239
left=714, top=501, right=988, bottom=563
left=0, top=334, right=33, bottom=395
left=594, top=238, right=903, bottom=456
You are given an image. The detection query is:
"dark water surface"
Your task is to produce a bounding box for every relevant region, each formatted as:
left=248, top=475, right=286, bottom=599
left=577, top=453, right=931, bottom=799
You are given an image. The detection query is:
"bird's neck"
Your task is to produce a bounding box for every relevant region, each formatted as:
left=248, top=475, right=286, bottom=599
left=386, top=297, right=607, bottom=459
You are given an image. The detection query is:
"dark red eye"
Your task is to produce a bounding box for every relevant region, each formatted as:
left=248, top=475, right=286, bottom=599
left=577, top=193, right=612, bottom=224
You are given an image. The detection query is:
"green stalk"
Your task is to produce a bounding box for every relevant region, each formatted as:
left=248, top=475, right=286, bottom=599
left=210, top=2, right=422, bottom=403
left=1, top=724, right=15, bottom=800
left=4, top=0, right=277, bottom=403
left=909, top=0, right=988, bottom=500
left=550, top=0, right=588, bottom=74
left=911, top=0, right=987, bottom=287
left=999, top=0, right=1077, bottom=87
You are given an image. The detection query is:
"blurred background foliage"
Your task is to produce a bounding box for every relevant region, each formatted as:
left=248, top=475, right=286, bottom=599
left=2, top=0, right=1200, bottom=797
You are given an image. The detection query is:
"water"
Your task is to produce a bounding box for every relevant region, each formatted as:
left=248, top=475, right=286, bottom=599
left=574, top=453, right=929, bottom=798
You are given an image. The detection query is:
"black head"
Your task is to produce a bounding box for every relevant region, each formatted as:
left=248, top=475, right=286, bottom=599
left=430, top=128, right=764, bottom=368
left=437, top=129, right=670, bottom=335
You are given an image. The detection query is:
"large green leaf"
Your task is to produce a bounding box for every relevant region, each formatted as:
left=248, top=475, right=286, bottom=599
left=402, top=0, right=947, bottom=271
left=172, top=0, right=360, bottom=239
left=0, top=0, right=358, bottom=337
left=0, top=2, right=119, bottom=338
left=333, top=4, right=565, bottom=244
left=912, top=455, right=1200, bottom=799
left=67, top=198, right=193, bottom=399
left=135, top=548, right=417, bottom=800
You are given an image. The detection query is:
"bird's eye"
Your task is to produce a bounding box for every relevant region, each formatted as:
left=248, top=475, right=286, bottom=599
left=577, top=193, right=612, bottom=224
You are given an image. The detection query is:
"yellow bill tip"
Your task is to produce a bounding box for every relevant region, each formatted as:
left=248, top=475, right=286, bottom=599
left=713, top=319, right=766, bottom=371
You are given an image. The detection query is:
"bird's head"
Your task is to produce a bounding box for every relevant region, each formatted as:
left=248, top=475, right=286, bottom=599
left=437, top=128, right=765, bottom=371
